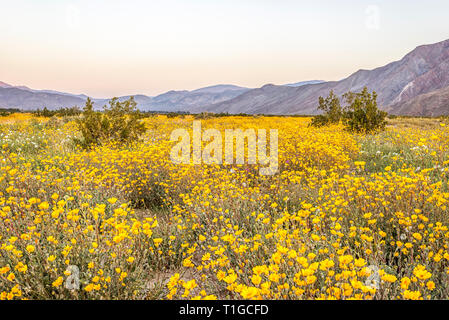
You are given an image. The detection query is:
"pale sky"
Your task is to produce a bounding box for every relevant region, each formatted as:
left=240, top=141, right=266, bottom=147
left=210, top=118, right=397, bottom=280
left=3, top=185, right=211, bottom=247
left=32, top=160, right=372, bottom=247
left=1, top=0, right=449, bottom=98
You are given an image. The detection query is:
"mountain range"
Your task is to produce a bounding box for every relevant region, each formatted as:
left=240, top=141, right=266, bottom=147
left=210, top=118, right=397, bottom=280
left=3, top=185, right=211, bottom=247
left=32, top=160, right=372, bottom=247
left=0, top=82, right=251, bottom=112
left=198, top=38, right=449, bottom=116
left=1, top=38, right=449, bottom=116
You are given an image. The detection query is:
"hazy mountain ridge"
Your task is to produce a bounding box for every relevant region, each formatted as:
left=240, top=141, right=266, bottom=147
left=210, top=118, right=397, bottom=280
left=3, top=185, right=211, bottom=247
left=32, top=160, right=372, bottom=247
left=198, top=38, right=449, bottom=116
left=0, top=87, right=86, bottom=110
left=0, top=83, right=251, bottom=112
left=284, top=80, right=325, bottom=87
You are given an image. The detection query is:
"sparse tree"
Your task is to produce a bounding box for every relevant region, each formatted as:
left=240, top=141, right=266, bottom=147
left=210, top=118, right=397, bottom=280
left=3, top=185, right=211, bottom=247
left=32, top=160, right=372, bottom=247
left=342, top=87, right=387, bottom=134
left=311, top=87, right=387, bottom=134
left=76, top=97, right=146, bottom=148
left=311, top=90, right=342, bottom=127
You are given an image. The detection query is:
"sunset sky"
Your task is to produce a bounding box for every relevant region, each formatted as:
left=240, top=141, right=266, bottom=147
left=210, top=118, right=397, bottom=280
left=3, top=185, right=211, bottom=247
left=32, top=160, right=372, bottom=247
left=1, top=0, right=449, bottom=98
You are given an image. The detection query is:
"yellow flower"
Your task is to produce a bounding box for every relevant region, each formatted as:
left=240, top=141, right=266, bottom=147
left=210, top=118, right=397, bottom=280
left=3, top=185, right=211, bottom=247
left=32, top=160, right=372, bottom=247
left=241, top=286, right=259, bottom=299
left=84, top=284, right=95, bottom=292
left=153, top=238, right=163, bottom=247
left=412, top=233, right=422, bottom=241
left=251, top=274, right=262, bottom=286
left=15, top=262, right=28, bottom=273
left=52, top=277, right=63, bottom=287
left=119, top=272, right=128, bottom=281
left=381, top=274, right=397, bottom=283
left=413, top=265, right=432, bottom=281
left=339, top=255, right=353, bottom=265
left=223, top=273, right=237, bottom=284
left=38, top=202, right=49, bottom=210
left=217, top=270, right=226, bottom=281
left=7, top=273, right=16, bottom=282
left=354, top=258, right=366, bottom=268
left=183, top=279, right=197, bottom=290
left=306, top=275, right=317, bottom=285
left=426, top=281, right=435, bottom=291
left=401, top=277, right=411, bottom=289
left=403, top=290, right=422, bottom=300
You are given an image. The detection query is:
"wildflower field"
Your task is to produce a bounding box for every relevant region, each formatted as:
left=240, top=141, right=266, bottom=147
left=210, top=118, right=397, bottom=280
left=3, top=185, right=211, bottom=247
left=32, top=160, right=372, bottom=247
left=0, top=113, right=448, bottom=300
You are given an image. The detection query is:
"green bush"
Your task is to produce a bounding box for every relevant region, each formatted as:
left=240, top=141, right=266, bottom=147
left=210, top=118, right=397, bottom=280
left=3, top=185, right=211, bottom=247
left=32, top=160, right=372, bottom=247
left=311, top=87, right=387, bottom=134
left=166, top=112, right=181, bottom=118
left=342, top=87, right=387, bottom=134
left=76, top=97, right=146, bottom=148
left=310, top=90, right=342, bottom=127
left=193, top=112, right=214, bottom=119
left=310, top=114, right=330, bottom=127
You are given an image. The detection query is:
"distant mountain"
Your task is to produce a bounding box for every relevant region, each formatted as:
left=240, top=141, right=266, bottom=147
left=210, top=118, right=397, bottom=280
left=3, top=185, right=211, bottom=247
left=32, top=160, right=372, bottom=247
left=93, top=85, right=251, bottom=112
left=91, top=95, right=153, bottom=110
left=284, top=80, right=325, bottom=87
left=3, top=38, right=449, bottom=116
left=197, top=38, right=449, bottom=116
left=144, top=85, right=250, bottom=112
left=0, top=83, right=250, bottom=112
left=0, top=87, right=86, bottom=110
left=192, top=84, right=249, bottom=94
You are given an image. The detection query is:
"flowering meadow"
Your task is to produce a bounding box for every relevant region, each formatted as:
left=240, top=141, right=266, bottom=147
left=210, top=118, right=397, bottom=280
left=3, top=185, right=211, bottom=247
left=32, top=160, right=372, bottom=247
left=0, top=113, right=448, bottom=300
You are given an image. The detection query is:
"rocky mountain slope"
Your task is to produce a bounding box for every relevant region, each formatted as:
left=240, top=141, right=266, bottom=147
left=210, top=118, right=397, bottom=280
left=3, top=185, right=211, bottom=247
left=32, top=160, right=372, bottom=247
left=197, top=38, right=449, bottom=116
left=387, top=86, right=449, bottom=116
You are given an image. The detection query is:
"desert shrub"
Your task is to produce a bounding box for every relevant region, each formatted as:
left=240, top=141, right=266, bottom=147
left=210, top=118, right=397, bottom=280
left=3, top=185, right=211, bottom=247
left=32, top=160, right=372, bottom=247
left=312, top=87, right=387, bottom=134
left=34, top=106, right=81, bottom=117
left=193, top=112, right=214, bottom=119
left=76, top=97, right=146, bottom=148
left=166, top=112, right=181, bottom=118
left=310, top=90, right=342, bottom=127
left=310, top=114, right=329, bottom=127
left=0, top=108, right=21, bottom=116
left=342, top=87, right=387, bottom=134
left=35, top=107, right=53, bottom=117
